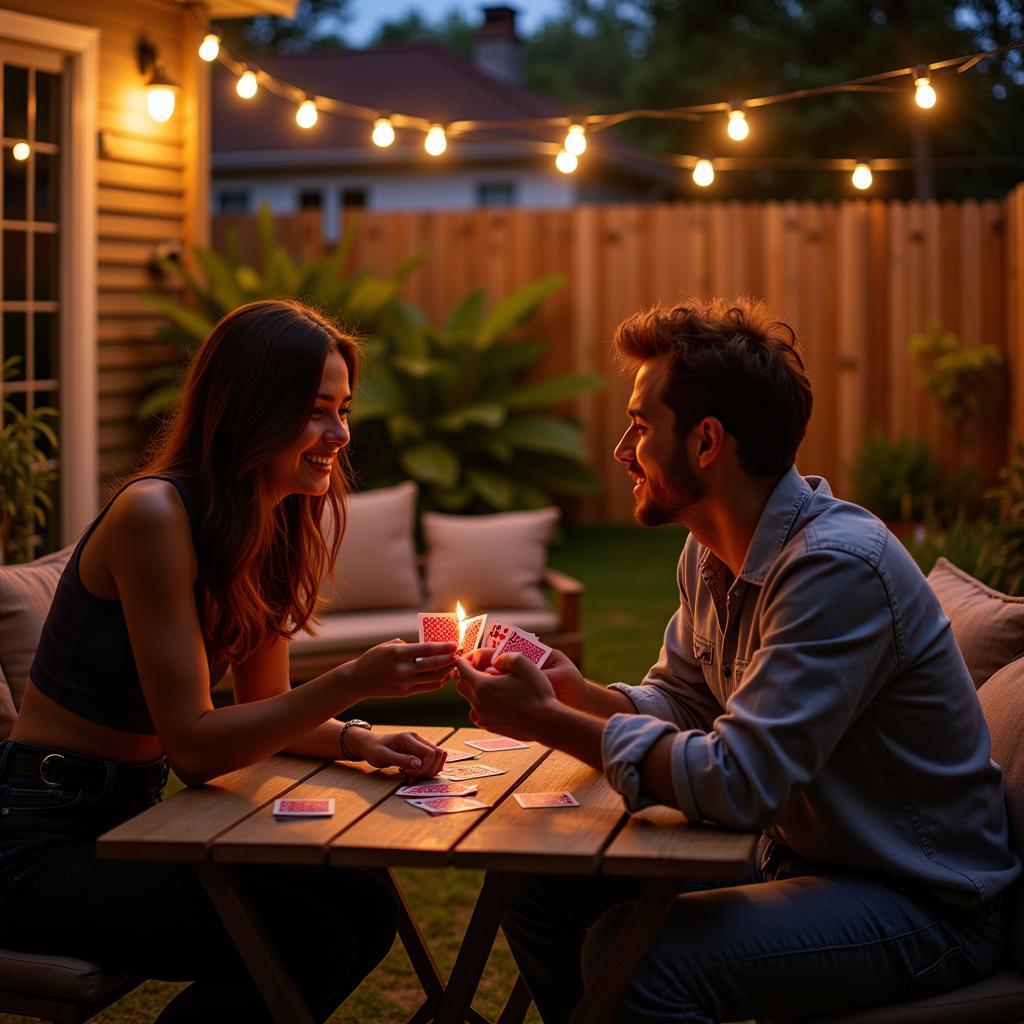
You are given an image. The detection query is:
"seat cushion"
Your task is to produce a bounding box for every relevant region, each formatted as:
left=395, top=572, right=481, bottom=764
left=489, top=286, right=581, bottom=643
left=320, top=481, right=422, bottom=613
left=927, top=558, right=1024, bottom=688
left=0, top=545, right=73, bottom=739
left=423, top=507, right=559, bottom=611
left=292, top=607, right=562, bottom=655
left=0, top=946, right=134, bottom=1001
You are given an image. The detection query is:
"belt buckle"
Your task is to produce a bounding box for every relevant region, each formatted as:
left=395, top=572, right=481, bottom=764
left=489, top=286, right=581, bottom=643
left=38, top=753, right=64, bottom=788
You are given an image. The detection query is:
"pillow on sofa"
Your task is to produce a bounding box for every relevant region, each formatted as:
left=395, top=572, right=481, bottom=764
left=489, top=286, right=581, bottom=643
left=0, top=545, right=74, bottom=739
left=977, top=655, right=1024, bottom=969
left=927, top=557, right=1024, bottom=689
left=424, top=507, right=559, bottom=612
left=320, top=481, right=422, bottom=613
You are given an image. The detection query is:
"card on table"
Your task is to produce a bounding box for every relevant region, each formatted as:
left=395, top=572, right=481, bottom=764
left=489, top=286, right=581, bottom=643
left=493, top=627, right=553, bottom=668
left=406, top=796, right=489, bottom=815
left=438, top=762, right=506, bottom=781
left=465, top=737, right=531, bottom=752
left=273, top=798, right=335, bottom=818
left=440, top=748, right=478, bottom=762
left=513, top=792, right=580, bottom=809
left=395, top=781, right=478, bottom=798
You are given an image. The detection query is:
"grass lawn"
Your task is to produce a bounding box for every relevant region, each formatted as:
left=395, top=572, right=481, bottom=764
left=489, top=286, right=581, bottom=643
left=0, top=524, right=686, bottom=1024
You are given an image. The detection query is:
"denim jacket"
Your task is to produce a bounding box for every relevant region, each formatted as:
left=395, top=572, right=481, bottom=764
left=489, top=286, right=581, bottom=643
left=603, top=467, right=1020, bottom=906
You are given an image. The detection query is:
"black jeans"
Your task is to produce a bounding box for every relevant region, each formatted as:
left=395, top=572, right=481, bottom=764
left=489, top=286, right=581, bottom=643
left=0, top=739, right=398, bottom=1023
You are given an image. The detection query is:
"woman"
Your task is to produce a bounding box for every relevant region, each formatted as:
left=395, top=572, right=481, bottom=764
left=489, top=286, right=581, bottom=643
left=0, top=299, right=456, bottom=1021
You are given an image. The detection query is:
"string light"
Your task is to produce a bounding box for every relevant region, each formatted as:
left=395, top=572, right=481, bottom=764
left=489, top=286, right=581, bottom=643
left=564, top=123, right=587, bottom=156
left=852, top=162, right=873, bottom=190
left=296, top=98, right=318, bottom=129
left=11, top=142, right=29, bottom=161
left=424, top=124, right=447, bottom=156
left=372, top=116, right=395, bottom=147
left=692, top=158, right=715, bottom=187
left=198, top=32, right=221, bottom=62
left=236, top=69, right=258, bottom=100
left=727, top=107, right=750, bottom=141
left=914, top=66, right=937, bottom=109
left=555, top=149, right=578, bottom=174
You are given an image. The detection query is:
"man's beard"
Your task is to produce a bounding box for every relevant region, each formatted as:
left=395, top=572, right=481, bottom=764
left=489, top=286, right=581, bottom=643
left=634, top=453, right=705, bottom=527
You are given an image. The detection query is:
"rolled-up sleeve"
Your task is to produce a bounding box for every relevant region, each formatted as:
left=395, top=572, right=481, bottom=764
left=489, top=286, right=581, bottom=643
left=602, top=713, right=680, bottom=811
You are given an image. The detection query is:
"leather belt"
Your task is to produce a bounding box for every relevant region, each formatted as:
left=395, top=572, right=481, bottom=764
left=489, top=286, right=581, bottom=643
left=1, top=745, right=168, bottom=797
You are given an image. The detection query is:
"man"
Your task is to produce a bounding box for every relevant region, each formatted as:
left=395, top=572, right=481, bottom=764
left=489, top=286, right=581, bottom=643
left=455, top=297, right=1019, bottom=1023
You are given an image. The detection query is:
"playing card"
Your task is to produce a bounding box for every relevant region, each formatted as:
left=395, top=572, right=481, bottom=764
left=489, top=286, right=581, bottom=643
left=418, top=613, right=460, bottom=645
left=438, top=762, right=506, bottom=781
left=406, top=796, right=489, bottom=815
left=493, top=627, right=553, bottom=668
left=440, top=748, right=478, bottom=762
left=396, top=781, right=478, bottom=798
left=273, top=798, right=335, bottom=818
left=514, top=791, right=580, bottom=809
left=465, top=737, right=531, bottom=752
left=458, top=613, right=488, bottom=656
left=484, top=621, right=514, bottom=648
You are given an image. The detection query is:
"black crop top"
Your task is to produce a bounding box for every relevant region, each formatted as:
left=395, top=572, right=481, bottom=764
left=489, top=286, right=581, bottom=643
left=30, top=475, right=229, bottom=734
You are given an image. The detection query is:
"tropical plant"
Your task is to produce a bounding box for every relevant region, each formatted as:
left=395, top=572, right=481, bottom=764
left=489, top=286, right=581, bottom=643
left=348, top=275, right=605, bottom=514
left=847, top=434, right=943, bottom=524
left=0, top=357, right=58, bottom=563
left=138, top=203, right=416, bottom=420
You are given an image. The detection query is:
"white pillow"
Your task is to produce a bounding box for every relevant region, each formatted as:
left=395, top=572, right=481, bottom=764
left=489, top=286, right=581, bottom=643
left=423, top=507, right=559, bottom=612
left=320, top=482, right=422, bottom=612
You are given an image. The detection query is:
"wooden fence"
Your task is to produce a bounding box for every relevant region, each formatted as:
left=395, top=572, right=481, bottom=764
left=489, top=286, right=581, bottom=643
left=215, top=185, right=1024, bottom=523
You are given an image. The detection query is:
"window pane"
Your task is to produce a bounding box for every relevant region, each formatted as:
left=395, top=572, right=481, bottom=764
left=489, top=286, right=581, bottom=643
left=35, top=152, right=59, bottom=222
left=33, top=312, right=57, bottom=381
left=218, top=190, right=249, bottom=213
left=35, top=71, right=61, bottom=144
left=3, top=146, right=28, bottom=220
left=3, top=231, right=26, bottom=299
left=5, top=390, right=26, bottom=418
left=477, top=183, right=517, bottom=207
left=340, top=188, right=367, bottom=209
left=299, top=188, right=322, bottom=210
left=3, top=65, right=28, bottom=140
left=3, top=312, right=26, bottom=373
left=36, top=389, right=59, bottom=460
left=34, top=232, right=57, bottom=301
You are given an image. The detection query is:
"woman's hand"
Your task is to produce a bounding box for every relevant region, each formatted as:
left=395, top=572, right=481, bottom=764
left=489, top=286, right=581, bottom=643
left=343, top=639, right=457, bottom=700
left=346, top=727, right=447, bottom=778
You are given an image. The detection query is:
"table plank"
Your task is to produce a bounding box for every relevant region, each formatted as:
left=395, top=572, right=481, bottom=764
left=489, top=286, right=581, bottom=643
left=98, top=756, right=324, bottom=862
left=329, top=730, right=549, bottom=868
left=601, top=805, right=759, bottom=879
left=211, top=726, right=455, bottom=865
left=453, top=753, right=625, bottom=874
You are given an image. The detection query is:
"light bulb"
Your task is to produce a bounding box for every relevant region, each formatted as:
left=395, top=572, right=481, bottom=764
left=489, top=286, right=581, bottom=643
left=147, top=85, right=176, bottom=123
left=372, top=117, right=395, bottom=147
left=914, top=75, right=937, bottom=109
left=727, top=108, right=749, bottom=141
left=296, top=98, right=318, bottom=129
left=564, top=123, right=587, bottom=156
left=555, top=149, right=578, bottom=174
left=11, top=142, right=30, bottom=161
left=852, top=162, right=873, bottom=190
left=424, top=124, right=447, bottom=156
left=692, top=158, right=715, bottom=187
left=236, top=70, right=258, bottom=100
left=198, top=33, right=220, bottom=62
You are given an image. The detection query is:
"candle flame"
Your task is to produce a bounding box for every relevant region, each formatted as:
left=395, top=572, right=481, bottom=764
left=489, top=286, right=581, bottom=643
left=456, top=601, right=467, bottom=649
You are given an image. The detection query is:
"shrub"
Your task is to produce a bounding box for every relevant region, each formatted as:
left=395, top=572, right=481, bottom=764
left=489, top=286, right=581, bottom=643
left=848, top=434, right=943, bottom=523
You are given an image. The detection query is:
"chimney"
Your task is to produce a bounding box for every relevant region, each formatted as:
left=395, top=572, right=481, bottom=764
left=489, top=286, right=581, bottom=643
left=474, top=6, right=523, bottom=86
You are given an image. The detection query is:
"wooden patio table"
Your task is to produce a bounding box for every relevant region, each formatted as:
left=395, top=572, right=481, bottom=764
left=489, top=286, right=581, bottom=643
left=97, top=724, right=759, bottom=1024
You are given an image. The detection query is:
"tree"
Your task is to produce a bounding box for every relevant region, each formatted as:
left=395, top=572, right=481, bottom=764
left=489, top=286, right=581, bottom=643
left=372, top=8, right=476, bottom=56
left=216, top=0, right=352, bottom=54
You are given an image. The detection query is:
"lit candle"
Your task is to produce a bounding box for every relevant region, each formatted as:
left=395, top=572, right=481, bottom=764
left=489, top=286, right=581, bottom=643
left=456, top=601, right=467, bottom=651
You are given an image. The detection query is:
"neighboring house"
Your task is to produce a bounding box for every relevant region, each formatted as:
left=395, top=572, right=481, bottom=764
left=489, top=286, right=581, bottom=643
left=0, top=0, right=293, bottom=554
left=212, top=6, right=679, bottom=241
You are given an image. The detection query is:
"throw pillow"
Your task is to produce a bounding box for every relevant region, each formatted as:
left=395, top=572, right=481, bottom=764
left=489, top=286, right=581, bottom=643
left=424, top=507, right=559, bottom=612
left=927, top=557, right=1024, bottom=689
left=320, top=481, right=421, bottom=613
left=0, top=545, right=73, bottom=738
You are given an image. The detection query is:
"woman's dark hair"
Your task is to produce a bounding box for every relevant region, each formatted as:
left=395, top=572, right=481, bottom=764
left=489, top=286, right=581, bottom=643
left=613, top=297, right=813, bottom=477
left=127, top=298, right=361, bottom=662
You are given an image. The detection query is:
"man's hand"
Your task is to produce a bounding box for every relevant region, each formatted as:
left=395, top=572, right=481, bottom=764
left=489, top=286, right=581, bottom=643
left=466, top=646, right=589, bottom=709
left=455, top=653, right=560, bottom=741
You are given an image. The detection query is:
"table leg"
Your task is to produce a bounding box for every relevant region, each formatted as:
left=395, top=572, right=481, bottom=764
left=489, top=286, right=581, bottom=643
left=436, top=872, right=525, bottom=1024
left=566, top=878, right=681, bottom=1024
left=195, top=861, right=314, bottom=1024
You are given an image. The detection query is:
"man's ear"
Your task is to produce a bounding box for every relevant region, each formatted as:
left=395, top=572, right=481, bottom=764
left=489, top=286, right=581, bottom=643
left=695, top=418, right=725, bottom=465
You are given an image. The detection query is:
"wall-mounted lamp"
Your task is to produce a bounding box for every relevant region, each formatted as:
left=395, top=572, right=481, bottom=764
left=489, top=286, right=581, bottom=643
left=137, top=37, right=179, bottom=123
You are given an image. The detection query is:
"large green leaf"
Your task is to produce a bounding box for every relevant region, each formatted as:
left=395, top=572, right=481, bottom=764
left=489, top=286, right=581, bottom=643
left=475, top=274, right=565, bottom=349
left=349, top=367, right=403, bottom=422
left=346, top=276, right=400, bottom=322
left=506, top=374, right=605, bottom=410
left=387, top=413, right=427, bottom=444
left=466, top=467, right=516, bottom=510
left=392, top=354, right=448, bottom=379
left=498, top=416, right=588, bottom=460
left=139, top=293, right=213, bottom=340
left=480, top=340, right=549, bottom=379
left=399, top=441, right=460, bottom=488
left=194, top=246, right=244, bottom=310
left=303, top=227, right=356, bottom=307
left=516, top=457, right=602, bottom=495
left=434, top=403, right=507, bottom=432
left=445, top=288, right=488, bottom=334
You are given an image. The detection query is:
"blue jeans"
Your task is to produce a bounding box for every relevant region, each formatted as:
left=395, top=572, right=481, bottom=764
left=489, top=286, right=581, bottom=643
left=502, top=841, right=1008, bottom=1023
left=0, top=739, right=398, bottom=1023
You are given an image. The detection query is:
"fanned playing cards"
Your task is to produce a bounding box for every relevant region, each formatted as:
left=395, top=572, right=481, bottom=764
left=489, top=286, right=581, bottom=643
left=419, top=611, right=488, bottom=658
